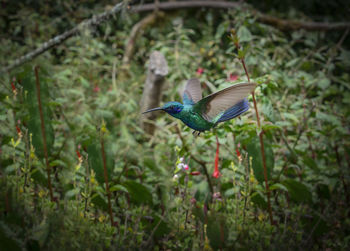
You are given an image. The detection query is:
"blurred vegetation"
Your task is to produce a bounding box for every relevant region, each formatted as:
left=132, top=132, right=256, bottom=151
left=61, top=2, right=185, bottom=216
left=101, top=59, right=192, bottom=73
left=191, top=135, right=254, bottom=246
left=1, top=0, right=350, bottom=250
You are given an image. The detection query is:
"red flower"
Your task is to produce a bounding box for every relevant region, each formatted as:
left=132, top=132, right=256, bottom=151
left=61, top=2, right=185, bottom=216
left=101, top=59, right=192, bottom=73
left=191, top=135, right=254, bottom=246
left=212, top=135, right=221, bottom=178
left=15, top=125, right=21, bottom=134
left=11, top=81, right=17, bottom=96
left=228, top=73, right=238, bottom=81
left=236, top=148, right=241, bottom=158
left=76, top=150, right=82, bottom=159
left=196, top=68, right=204, bottom=75
left=190, top=171, right=201, bottom=176
left=11, top=82, right=16, bottom=92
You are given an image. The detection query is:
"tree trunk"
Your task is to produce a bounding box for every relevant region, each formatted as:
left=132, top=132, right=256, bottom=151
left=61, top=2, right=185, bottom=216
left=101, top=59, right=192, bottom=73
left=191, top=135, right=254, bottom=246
left=140, top=51, right=168, bottom=135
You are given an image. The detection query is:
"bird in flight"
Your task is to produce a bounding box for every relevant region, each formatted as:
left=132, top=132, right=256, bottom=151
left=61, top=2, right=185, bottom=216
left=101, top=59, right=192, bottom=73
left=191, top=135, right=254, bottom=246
left=142, top=78, right=256, bottom=135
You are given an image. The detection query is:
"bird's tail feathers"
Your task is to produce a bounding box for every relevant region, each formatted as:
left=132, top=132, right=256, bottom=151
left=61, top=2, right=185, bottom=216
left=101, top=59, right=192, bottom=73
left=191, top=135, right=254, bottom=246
left=217, top=98, right=249, bottom=123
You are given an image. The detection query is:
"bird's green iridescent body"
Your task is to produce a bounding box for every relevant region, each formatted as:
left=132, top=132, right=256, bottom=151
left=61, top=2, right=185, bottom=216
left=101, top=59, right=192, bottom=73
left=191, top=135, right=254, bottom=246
left=171, top=105, right=215, bottom=132
left=142, top=79, right=256, bottom=133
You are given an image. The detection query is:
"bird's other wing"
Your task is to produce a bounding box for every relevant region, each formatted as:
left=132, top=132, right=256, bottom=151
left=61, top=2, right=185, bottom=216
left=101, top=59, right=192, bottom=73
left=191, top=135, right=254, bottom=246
left=194, top=82, right=256, bottom=122
left=182, top=78, right=202, bottom=105
left=217, top=98, right=249, bottom=123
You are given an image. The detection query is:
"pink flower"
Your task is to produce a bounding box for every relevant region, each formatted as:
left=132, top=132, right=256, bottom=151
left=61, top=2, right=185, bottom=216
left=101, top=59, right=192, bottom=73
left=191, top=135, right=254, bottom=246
left=190, top=197, right=197, bottom=205
left=212, top=135, right=221, bottom=178
left=184, top=164, right=189, bottom=170
left=228, top=73, right=238, bottom=81
left=196, top=68, right=204, bottom=75
left=212, top=169, right=221, bottom=179
left=213, top=192, right=222, bottom=201
left=93, top=86, right=100, bottom=92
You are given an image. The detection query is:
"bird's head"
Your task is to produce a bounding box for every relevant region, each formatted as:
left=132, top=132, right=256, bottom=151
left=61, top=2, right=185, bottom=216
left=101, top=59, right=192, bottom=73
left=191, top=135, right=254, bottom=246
left=142, top=101, right=183, bottom=118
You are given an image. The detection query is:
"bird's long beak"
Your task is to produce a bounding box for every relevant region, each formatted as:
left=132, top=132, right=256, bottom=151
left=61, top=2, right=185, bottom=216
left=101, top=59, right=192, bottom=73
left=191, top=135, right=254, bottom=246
left=142, top=107, right=163, bottom=114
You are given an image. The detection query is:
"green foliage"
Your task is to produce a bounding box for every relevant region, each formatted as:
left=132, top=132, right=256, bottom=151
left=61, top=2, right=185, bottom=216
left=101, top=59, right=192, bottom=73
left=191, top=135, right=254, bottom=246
left=247, top=136, right=274, bottom=183
left=19, top=67, right=54, bottom=158
left=0, top=1, right=349, bottom=250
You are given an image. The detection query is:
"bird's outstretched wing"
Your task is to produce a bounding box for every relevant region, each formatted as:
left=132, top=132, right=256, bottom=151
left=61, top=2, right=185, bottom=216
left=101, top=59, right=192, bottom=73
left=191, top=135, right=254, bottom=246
left=193, top=82, right=256, bottom=122
left=182, top=78, right=202, bottom=105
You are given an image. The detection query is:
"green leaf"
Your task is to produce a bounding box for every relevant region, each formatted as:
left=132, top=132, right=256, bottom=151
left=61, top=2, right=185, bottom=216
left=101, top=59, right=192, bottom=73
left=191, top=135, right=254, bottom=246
left=65, top=188, right=80, bottom=199
left=31, top=167, right=48, bottom=187
left=270, top=183, right=288, bottom=192
left=318, top=78, right=330, bottom=89
left=0, top=225, right=22, bottom=251
left=110, top=184, right=128, bottom=193
left=206, top=213, right=228, bottom=250
left=237, top=26, right=252, bottom=42
left=91, top=192, right=108, bottom=211
left=18, top=67, right=54, bottom=158
left=282, top=179, right=312, bottom=203
left=123, top=181, right=153, bottom=205
left=151, top=215, right=170, bottom=238
left=87, top=139, right=113, bottom=185
left=247, top=136, right=274, bottom=183
left=302, top=156, right=319, bottom=172
left=251, top=191, right=267, bottom=209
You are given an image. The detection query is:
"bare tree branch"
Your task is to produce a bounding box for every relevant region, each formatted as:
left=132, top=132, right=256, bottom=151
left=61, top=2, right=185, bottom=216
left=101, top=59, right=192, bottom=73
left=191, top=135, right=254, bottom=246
left=1, top=1, right=125, bottom=74
left=2, top=0, right=350, bottom=73
left=123, top=12, right=164, bottom=66
left=257, top=13, right=350, bottom=31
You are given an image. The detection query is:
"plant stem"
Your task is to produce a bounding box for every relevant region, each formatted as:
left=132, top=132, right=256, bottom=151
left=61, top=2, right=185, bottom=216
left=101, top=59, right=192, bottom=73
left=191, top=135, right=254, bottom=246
left=240, top=59, right=273, bottom=225
left=100, top=134, right=114, bottom=226
left=34, top=66, right=54, bottom=202
left=175, top=125, right=214, bottom=194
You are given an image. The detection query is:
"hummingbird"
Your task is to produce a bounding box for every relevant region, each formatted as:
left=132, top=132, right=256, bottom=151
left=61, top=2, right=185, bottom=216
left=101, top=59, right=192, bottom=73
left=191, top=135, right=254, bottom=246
left=142, top=78, right=256, bottom=135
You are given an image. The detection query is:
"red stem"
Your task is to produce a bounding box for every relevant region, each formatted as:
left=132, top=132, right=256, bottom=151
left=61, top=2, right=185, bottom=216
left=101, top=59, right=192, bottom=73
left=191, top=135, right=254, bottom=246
left=212, top=135, right=221, bottom=178
left=241, top=58, right=273, bottom=225
left=100, top=135, right=114, bottom=226
left=241, top=59, right=250, bottom=82
left=34, top=66, right=54, bottom=201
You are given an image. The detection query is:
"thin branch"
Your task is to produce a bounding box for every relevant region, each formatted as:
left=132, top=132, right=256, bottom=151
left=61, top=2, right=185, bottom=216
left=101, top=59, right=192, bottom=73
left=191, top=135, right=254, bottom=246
left=175, top=126, right=214, bottom=195
left=132, top=1, right=350, bottom=31
left=123, top=11, right=164, bottom=66
left=34, top=66, right=54, bottom=201
left=257, top=13, right=350, bottom=31
left=1, top=2, right=125, bottom=73
left=3, top=1, right=349, bottom=73
left=100, top=134, right=114, bottom=226
left=231, top=28, right=274, bottom=225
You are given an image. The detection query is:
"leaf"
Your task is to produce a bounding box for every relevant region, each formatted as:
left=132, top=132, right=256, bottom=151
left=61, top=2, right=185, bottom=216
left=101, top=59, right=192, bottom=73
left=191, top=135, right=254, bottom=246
left=150, top=215, right=170, bottom=238
left=251, top=191, right=267, bottom=209
left=110, top=184, right=128, bottom=193
left=247, top=136, right=274, bottom=183
left=206, top=213, right=228, bottom=250
left=194, top=180, right=210, bottom=203
left=91, top=192, right=108, bottom=211
left=318, top=78, right=330, bottom=89
left=18, top=67, right=54, bottom=158
left=87, top=139, right=113, bottom=185
left=31, top=167, right=48, bottom=187
left=270, top=183, right=288, bottom=192
left=302, top=156, right=319, bottom=172
left=282, top=179, right=312, bottom=203
left=237, top=26, right=252, bottom=42
left=123, top=181, right=153, bottom=205
left=0, top=225, right=22, bottom=251
left=50, top=159, right=67, bottom=168
left=65, top=188, right=80, bottom=199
